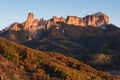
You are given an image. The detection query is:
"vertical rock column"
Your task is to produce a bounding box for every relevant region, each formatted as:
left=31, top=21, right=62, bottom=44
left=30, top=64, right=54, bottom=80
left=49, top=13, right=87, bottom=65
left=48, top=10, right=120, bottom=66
left=24, top=12, right=34, bottom=29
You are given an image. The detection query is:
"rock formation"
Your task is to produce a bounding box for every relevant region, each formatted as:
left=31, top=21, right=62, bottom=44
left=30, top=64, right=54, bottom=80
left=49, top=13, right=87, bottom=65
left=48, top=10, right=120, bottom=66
left=24, top=12, right=35, bottom=29
left=50, top=12, right=109, bottom=27
left=0, top=12, right=109, bottom=41
left=66, top=12, right=109, bottom=27
left=83, top=12, right=109, bottom=27
left=66, top=16, right=85, bottom=26
left=51, top=16, right=66, bottom=23
left=10, top=22, right=20, bottom=31
left=7, top=12, right=109, bottom=32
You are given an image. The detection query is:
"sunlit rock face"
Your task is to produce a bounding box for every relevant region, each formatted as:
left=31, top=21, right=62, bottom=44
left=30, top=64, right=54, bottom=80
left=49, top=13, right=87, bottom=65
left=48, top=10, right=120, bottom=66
left=51, top=16, right=66, bottom=23
left=83, top=12, right=109, bottom=27
left=9, top=22, right=21, bottom=31
left=0, top=12, right=110, bottom=42
left=65, top=12, right=109, bottom=27
left=66, top=16, right=85, bottom=26
left=24, top=12, right=35, bottom=29
left=9, top=12, right=109, bottom=32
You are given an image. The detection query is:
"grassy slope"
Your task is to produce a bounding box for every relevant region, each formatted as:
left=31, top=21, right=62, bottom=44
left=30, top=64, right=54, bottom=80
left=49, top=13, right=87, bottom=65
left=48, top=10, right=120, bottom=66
left=0, top=37, right=120, bottom=80
left=0, top=55, right=30, bottom=80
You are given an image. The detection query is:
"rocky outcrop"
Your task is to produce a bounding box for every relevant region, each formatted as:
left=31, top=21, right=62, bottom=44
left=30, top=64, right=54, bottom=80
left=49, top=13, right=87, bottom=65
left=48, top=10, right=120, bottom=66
left=0, top=12, right=110, bottom=42
left=24, top=12, right=34, bottom=29
left=66, top=12, right=109, bottom=27
left=51, top=16, right=66, bottom=23
left=9, top=22, right=22, bottom=31
left=50, top=12, right=109, bottom=27
left=66, top=16, right=85, bottom=26
left=83, top=12, right=109, bottom=27
left=8, top=12, right=109, bottom=32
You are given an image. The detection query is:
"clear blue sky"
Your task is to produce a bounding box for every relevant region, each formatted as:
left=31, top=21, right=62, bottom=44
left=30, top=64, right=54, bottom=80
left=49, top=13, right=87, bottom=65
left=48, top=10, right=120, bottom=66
left=0, top=0, right=120, bottom=30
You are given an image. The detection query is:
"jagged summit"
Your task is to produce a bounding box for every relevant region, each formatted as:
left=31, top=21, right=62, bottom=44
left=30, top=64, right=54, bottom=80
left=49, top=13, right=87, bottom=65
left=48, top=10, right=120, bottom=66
left=27, top=12, right=34, bottom=22
left=0, top=12, right=111, bottom=42
left=1, top=12, right=109, bottom=32
left=94, top=12, right=105, bottom=16
left=83, top=12, right=109, bottom=27
left=24, top=12, right=35, bottom=29
left=50, top=12, right=109, bottom=27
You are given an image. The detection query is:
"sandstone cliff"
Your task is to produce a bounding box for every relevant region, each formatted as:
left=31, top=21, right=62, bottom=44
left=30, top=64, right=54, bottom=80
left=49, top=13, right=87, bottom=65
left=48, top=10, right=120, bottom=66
left=1, top=12, right=109, bottom=41
left=83, top=12, right=109, bottom=27
left=8, top=12, right=109, bottom=32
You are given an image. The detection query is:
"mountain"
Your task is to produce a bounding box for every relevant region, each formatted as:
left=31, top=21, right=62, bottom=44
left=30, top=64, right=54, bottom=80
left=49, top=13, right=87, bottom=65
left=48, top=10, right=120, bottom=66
left=0, top=12, right=120, bottom=75
left=0, top=12, right=116, bottom=53
left=0, top=12, right=109, bottom=43
left=1, top=37, right=119, bottom=80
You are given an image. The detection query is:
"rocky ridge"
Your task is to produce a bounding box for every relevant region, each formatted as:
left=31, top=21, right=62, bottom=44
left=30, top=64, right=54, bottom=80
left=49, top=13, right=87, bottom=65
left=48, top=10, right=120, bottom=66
left=0, top=12, right=110, bottom=42
left=6, top=12, right=109, bottom=31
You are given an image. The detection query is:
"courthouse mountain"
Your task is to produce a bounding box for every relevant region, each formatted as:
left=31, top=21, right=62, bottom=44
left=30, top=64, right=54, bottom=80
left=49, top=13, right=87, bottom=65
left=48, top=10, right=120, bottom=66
left=0, top=12, right=120, bottom=75
left=1, top=12, right=109, bottom=43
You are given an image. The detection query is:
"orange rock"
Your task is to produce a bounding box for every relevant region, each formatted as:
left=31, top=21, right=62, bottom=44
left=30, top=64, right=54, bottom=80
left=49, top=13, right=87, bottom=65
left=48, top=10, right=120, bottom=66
left=24, top=12, right=34, bottom=29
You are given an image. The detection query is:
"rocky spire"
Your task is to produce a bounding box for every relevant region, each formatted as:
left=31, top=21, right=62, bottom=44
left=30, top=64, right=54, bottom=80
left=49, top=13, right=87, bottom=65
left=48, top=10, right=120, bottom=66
left=27, top=12, right=34, bottom=22
left=24, top=12, right=35, bottom=29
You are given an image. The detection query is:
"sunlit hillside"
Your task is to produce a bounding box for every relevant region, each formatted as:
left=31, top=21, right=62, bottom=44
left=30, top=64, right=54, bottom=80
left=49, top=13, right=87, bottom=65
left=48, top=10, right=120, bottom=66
left=1, top=37, right=120, bottom=80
